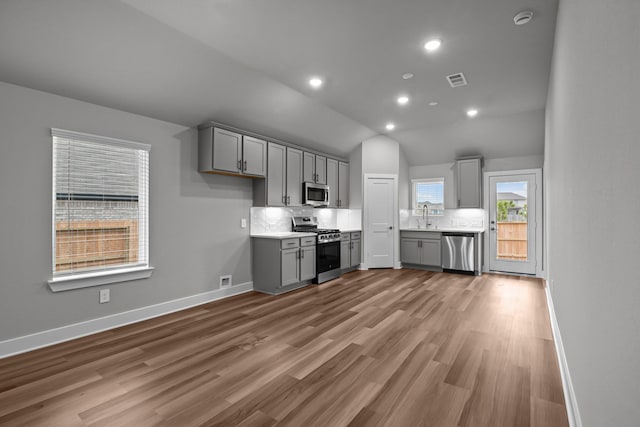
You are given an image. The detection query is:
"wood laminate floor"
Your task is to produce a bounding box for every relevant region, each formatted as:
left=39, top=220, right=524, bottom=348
left=0, top=270, right=569, bottom=427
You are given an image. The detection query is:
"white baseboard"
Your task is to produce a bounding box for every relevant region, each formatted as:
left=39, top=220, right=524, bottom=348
left=545, top=282, right=583, bottom=427
left=0, top=282, right=253, bottom=359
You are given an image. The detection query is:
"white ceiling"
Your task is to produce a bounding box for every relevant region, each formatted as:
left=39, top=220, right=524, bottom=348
left=0, top=0, right=558, bottom=165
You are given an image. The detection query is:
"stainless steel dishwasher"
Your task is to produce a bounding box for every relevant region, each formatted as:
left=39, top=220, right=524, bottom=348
left=441, top=233, right=475, bottom=273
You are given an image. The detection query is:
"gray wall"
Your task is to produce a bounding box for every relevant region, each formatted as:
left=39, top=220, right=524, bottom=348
left=0, top=81, right=253, bottom=341
left=361, top=136, right=399, bottom=174
left=484, top=154, right=543, bottom=172
left=544, top=0, right=640, bottom=426
left=348, top=143, right=363, bottom=209
left=398, top=145, right=410, bottom=209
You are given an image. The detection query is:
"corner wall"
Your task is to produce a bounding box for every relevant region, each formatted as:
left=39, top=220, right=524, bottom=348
left=544, top=0, right=640, bottom=425
left=0, top=82, right=253, bottom=343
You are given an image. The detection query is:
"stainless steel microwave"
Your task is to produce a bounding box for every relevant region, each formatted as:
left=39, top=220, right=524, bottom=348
left=303, top=182, right=329, bottom=207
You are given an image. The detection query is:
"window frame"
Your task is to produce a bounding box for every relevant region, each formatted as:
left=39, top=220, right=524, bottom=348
left=47, top=128, right=153, bottom=292
left=412, top=178, right=445, bottom=216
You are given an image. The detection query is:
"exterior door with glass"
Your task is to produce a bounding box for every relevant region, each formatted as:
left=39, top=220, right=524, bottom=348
left=488, top=172, right=538, bottom=275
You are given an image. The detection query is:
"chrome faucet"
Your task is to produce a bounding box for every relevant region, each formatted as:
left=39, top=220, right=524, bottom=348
left=422, top=203, right=431, bottom=228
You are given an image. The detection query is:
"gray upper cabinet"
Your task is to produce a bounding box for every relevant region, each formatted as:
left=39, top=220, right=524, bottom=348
left=212, top=128, right=241, bottom=173
left=338, top=161, right=349, bottom=208
left=303, top=152, right=315, bottom=183
left=199, top=127, right=265, bottom=177
left=303, top=152, right=327, bottom=184
left=456, top=158, right=482, bottom=208
left=326, top=158, right=339, bottom=208
left=315, top=156, right=327, bottom=184
left=242, top=136, right=266, bottom=176
left=200, top=122, right=348, bottom=207
left=267, top=142, right=286, bottom=206
left=286, top=148, right=303, bottom=206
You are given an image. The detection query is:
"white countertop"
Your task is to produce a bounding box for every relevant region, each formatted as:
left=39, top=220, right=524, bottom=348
left=340, top=229, right=362, bottom=233
left=400, top=227, right=485, bottom=233
left=251, top=232, right=317, bottom=239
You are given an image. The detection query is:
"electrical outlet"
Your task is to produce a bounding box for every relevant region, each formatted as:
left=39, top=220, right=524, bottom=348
left=241, top=218, right=247, bottom=228
left=220, top=275, right=232, bottom=289
left=99, top=288, right=110, bottom=304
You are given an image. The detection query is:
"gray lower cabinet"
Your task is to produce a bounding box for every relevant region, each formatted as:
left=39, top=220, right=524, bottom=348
left=300, top=246, right=316, bottom=281
left=400, top=231, right=442, bottom=268
left=281, top=247, right=300, bottom=286
left=340, top=231, right=361, bottom=271
left=350, top=239, right=361, bottom=267
left=253, top=236, right=316, bottom=294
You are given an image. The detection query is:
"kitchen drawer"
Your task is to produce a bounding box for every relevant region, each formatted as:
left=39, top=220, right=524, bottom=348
left=401, top=231, right=442, bottom=240
left=350, top=231, right=361, bottom=240
left=281, top=238, right=300, bottom=249
left=300, top=236, right=316, bottom=247
left=340, top=233, right=350, bottom=241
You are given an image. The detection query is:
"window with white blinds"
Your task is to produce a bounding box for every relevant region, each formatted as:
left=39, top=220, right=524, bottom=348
left=413, top=178, right=445, bottom=215
left=51, top=129, right=150, bottom=278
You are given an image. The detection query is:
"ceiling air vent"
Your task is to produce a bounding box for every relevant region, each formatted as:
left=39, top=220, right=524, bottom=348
left=446, top=73, right=468, bottom=88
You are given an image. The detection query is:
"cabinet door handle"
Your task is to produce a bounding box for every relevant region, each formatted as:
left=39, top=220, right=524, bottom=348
left=287, top=195, right=291, bottom=205
left=244, top=160, right=247, bottom=171
left=301, top=249, right=304, bottom=259
left=237, top=160, right=242, bottom=171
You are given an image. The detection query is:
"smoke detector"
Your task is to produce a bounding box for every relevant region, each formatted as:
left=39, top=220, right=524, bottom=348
left=514, top=10, right=534, bottom=25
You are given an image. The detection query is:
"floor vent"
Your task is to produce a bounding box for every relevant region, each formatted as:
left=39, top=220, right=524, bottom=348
left=446, top=73, right=468, bottom=88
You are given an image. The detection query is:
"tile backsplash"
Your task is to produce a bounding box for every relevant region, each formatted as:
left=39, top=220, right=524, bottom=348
left=400, top=208, right=485, bottom=229
left=251, top=207, right=362, bottom=233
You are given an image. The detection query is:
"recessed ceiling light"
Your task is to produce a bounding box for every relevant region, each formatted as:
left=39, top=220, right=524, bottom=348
left=424, top=38, right=442, bottom=52
left=308, top=77, right=323, bottom=88
left=467, top=108, right=479, bottom=117
left=385, top=123, right=396, bottom=131
left=402, top=73, right=414, bottom=80
left=397, top=95, right=409, bottom=105
left=428, top=101, right=439, bottom=106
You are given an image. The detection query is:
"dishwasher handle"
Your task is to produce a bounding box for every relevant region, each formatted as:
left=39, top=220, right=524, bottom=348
left=442, top=232, right=476, bottom=238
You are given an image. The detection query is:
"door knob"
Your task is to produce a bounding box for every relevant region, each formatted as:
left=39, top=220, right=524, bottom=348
left=388, top=226, right=393, bottom=230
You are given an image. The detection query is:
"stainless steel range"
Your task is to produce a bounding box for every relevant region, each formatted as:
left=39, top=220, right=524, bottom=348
left=292, top=216, right=342, bottom=284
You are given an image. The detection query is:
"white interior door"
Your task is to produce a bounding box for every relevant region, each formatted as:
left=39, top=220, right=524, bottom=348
left=488, top=173, right=538, bottom=275
left=366, top=177, right=395, bottom=268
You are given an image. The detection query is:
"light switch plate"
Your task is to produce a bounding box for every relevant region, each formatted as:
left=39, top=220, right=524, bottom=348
left=241, top=218, right=247, bottom=228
